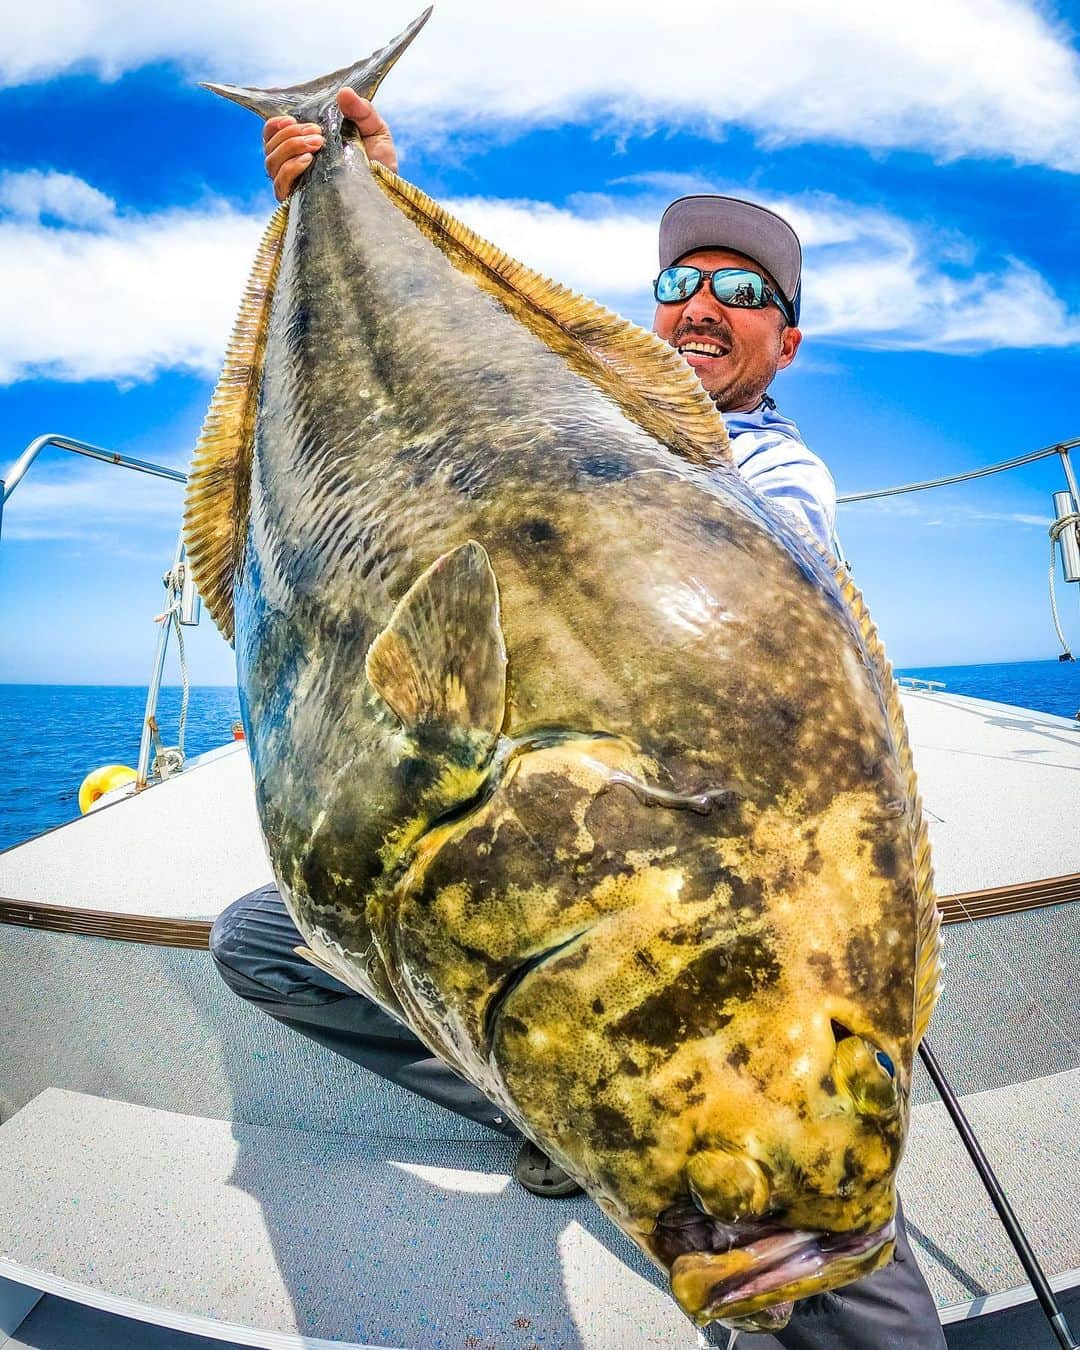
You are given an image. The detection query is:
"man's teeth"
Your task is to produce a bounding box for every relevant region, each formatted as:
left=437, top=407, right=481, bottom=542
left=678, top=341, right=728, bottom=357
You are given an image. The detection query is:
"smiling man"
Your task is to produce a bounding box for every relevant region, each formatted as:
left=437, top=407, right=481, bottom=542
left=651, top=196, right=837, bottom=557
left=210, top=96, right=945, bottom=1350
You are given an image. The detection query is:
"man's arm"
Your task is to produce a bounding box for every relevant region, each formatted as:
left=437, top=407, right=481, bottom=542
left=263, top=88, right=398, bottom=201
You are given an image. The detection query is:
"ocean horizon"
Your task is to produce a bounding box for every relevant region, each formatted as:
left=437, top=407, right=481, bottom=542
left=1, top=657, right=1077, bottom=853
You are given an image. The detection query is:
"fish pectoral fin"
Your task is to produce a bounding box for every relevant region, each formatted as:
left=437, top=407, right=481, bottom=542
left=366, top=540, right=507, bottom=764
left=293, top=944, right=345, bottom=980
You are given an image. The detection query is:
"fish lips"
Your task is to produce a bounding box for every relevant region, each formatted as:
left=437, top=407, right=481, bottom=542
left=669, top=1217, right=896, bottom=1327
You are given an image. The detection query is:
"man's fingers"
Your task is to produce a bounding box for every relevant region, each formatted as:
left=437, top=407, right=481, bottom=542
left=265, top=131, right=323, bottom=184
left=261, top=90, right=398, bottom=198
left=264, top=122, right=321, bottom=159
left=263, top=115, right=295, bottom=141
left=336, top=89, right=398, bottom=171
left=337, top=90, right=386, bottom=133
left=273, top=155, right=313, bottom=203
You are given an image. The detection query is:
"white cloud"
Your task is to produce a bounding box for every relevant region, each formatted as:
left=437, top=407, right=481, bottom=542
left=1, top=459, right=186, bottom=541
left=838, top=495, right=1054, bottom=529
left=1, top=1, right=1078, bottom=171
left=1, top=168, right=1076, bottom=389
left=0, top=169, right=116, bottom=226
left=444, top=191, right=1080, bottom=352
left=0, top=171, right=264, bottom=384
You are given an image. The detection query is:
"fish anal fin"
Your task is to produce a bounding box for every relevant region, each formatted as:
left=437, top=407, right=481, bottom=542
left=368, top=161, right=731, bottom=472
left=367, top=540, right=507, bottom=761
left=825, top=554, right=942, bottom=1045
left=183, top=204, right=288, bottom=643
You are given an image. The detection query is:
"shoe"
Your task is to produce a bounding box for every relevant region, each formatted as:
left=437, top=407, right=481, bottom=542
left=513, top=1139, right=584, bottom=1197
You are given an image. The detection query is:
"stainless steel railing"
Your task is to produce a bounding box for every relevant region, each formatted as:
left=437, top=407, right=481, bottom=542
left=1, top=433, right=196, bottom=789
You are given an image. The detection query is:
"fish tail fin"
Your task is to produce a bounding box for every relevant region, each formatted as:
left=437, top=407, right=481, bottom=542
left=199, top=6, right=432, bottom=122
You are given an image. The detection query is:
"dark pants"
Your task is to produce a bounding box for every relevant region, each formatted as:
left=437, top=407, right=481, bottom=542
left=210, top=885, right=945, bottom=1348
left=209, top=882, right=519, bottom=1136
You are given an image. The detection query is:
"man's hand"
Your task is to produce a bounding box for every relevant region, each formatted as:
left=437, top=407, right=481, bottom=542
left=263, top=88, right=398, bottom=202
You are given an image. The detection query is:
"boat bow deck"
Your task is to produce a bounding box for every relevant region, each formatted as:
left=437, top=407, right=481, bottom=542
left=0, top=689, right=1077, bottom=1344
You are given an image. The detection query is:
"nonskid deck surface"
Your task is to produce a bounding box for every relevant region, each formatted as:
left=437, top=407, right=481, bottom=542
left=0, top=745, right=271, bottom=921
left=7, top=1289, right=1080, bottom=1350
left=0, top=1079, right=1075, bottom=1348
left=898, top=689, right=1080, bottom=894
left=0, top=688, right=1076, bottom=1346
left=0, top=1089, right=700, bottom=1349
left=0, top=690, right=1078, bottom=920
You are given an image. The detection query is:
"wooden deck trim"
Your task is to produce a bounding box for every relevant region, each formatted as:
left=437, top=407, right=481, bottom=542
left=937, top=871, right=1080, bottom=923
left=0, top=898, right=213, bottom=948
left=1, top=871, right=1078, bottom=947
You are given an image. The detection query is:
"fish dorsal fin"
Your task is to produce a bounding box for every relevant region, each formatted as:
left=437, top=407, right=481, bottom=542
left=183, top=204, right=288, bottom=643
left=763, top=512, right=941, bottom=1045
left=366, top=540, right=507, bottom=759
left=368, top=161, right=731, bottom=471
left=831, top=555, right=942, bottom=1046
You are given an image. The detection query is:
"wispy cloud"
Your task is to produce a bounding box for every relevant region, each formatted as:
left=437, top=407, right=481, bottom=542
left=840, top=495, right=1053, bottom=528
left=2, top=1, right=1078, bottom=172
left=444, top=191, right=1080, bottom=352
left=0, top=171, right=264, bottom=383
left=1, top=462, right=186, bottom=540
left=1, top=167, right=1077, bottom=388
left=0, top=169, right=116, bottom=226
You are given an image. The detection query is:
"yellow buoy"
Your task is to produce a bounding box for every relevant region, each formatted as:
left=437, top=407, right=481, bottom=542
left=78, top=764, right=138, bottom=815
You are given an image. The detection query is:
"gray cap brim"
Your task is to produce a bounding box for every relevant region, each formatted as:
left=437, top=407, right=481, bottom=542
left=658, top=195, right=802, bottom=324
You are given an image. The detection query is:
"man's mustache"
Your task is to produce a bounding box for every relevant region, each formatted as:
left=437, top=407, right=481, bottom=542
left=671, top=322, right=734, bottom=349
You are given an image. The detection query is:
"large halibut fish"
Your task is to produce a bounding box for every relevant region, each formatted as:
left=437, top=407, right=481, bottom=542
left=185, top=10, right=940, bottom=1332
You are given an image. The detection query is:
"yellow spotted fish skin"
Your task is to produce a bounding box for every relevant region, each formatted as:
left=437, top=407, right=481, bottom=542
left=183, top=12, right=940, bottom=1333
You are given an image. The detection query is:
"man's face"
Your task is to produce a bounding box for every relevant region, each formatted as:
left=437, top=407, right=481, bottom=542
left=652, top=248, right=802, bottom=412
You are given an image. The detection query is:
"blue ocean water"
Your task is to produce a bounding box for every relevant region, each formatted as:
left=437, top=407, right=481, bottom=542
left=1, top=661, right=1078, bottom=853
left=894, top=658, right=1080, bottom=721
left=0, top=685, right=240, bottom=854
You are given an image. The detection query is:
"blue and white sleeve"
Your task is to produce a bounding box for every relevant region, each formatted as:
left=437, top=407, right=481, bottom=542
left=734, top=439, right=838, bottom=555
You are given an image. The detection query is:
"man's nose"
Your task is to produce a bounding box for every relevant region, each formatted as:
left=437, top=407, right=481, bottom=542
left=681, top=281, right=726, bottom=324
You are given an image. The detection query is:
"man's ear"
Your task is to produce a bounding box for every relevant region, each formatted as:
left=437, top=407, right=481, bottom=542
left=776, top=326, right=802, bottom=371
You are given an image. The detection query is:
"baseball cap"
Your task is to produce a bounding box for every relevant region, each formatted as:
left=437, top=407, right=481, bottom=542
left=658, top=195, right=802, bottom=325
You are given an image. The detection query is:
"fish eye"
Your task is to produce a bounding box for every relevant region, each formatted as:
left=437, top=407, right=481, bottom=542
left=875, top=1050, right=896, bottom=1078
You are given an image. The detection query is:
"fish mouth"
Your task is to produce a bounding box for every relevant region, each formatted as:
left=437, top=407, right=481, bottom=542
left=657, top=1200, right=894, bottom=1326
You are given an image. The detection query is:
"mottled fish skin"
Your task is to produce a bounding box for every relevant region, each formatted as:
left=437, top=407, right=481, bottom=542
left=214, top=28, right=932, bottom=1332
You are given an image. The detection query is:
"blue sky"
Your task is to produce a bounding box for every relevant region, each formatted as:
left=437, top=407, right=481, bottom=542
left=0, top=0, right=1078, bottom=685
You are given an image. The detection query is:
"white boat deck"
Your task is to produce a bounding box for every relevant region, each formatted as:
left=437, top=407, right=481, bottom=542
left=0, top=687, right=1077, bottom=1348
left=0, top=746, right=269, bottom=920
left=898, top=689, right=1080, bottom=894
left=0, top=1074, right=1075, bottom=1348
left=1, top=690, right=1078, bottom=918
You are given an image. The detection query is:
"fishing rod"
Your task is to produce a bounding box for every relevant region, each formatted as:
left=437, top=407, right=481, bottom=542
left=919, top=1039, right=1079, bottom=1350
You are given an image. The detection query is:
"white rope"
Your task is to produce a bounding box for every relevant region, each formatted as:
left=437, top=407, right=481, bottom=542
left=173, top=595, right=190, bottom=760
left=151, top=561, right=192, bottom=774
left=1048, top=513, right=1080, bottom=658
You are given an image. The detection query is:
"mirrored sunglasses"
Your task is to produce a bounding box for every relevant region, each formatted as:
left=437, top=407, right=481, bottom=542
left=653, top=266, right=793, bottom=324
